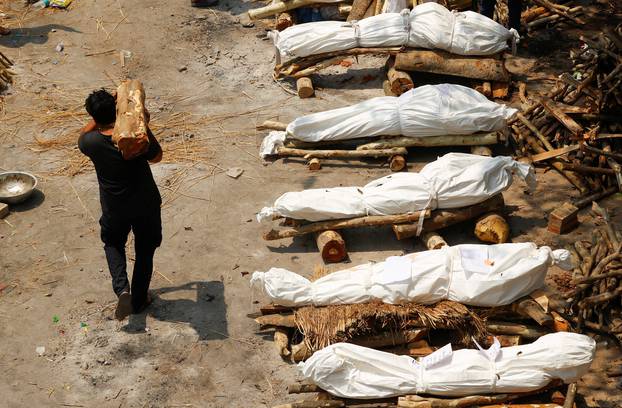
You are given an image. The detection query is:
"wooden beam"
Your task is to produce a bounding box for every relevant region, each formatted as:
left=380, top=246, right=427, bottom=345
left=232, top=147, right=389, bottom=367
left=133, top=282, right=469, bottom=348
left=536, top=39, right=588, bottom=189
left=530, top=145, right=579, bottom=162
left=276, top=146, right=408, bottom=159
left=264, top=210, right=431, bottom=240
left=357, top=133, right=498, bottom=150
left=539, top=97, right=584, bottom=136
left=392, top=194, right=504, bottom=240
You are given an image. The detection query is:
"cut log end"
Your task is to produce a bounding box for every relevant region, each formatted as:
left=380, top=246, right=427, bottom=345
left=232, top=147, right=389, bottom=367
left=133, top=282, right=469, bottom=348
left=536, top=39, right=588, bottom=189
left=470, top=145, right=493, bottom=156
left=308, top=158, right=321, bottom=171
left=276, top=12, right=294, bottom=31
left=389, top=155, right=407, bottom=172
left=421, top=231, right=447, bottom=250
left=316, top=230, right=347, bottom=263
left=474, top=212, right=510, bottom=243
left=548, top=202, right=579, bottom=234
left=296, top=77, right=314, bottom=98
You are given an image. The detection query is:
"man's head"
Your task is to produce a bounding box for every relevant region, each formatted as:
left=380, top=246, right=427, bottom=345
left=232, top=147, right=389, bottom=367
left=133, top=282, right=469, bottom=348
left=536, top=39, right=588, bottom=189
left=85, top=89, right=116, bottom=126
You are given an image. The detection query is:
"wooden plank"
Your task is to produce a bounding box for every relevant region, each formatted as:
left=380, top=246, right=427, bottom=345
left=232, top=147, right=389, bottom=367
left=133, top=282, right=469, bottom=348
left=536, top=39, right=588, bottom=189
left=530, top=144, right=580, bottom=162
left=539, top=97, right=584, bottom=136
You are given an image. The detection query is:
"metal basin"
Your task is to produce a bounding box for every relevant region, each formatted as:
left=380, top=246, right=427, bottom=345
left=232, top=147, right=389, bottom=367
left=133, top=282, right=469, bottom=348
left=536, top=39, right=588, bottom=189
left=0, top=172, right=38, bottom=204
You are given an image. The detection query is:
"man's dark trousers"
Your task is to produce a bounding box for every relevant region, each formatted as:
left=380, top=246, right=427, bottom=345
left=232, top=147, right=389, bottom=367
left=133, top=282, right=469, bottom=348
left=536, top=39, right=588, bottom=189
left=479, top=0, right=522, bottom=31
left=100, top=206, right=162, bottom=312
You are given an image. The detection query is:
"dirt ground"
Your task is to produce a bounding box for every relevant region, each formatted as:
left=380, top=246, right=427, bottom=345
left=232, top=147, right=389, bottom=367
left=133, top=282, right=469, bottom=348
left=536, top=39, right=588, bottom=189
left=0, top=1, right=621, bottom=407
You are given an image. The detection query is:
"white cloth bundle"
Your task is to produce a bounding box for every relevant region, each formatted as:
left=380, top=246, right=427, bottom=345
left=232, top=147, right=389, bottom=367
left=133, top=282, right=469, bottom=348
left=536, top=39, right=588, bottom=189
left=251, top=243, right=572, bottom=307
left=300, top=332, right=595, bottom=399
left=257, top=153, right=535, bottom=222
left=270, top=3, right=518, bottom=59
left=259, top=84, right=517, bottom=158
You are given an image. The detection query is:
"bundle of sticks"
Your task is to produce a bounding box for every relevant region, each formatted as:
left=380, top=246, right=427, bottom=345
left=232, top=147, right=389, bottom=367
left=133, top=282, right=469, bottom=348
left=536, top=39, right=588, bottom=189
left=568, top=203, right=622, bottom=345
left=277, top=380, right=572, bottom=408
left=510, top=28, right=622, bottom=201
left=0, top=51, right=13, bottom=91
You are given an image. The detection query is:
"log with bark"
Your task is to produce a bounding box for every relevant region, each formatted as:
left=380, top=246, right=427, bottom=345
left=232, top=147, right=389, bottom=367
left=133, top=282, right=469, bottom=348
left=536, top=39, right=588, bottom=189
left=474, top=213, right=510, bottom=244
left=316, top=230, right=347, bottom=263
left=394, top=49, right=510, bottom=82
left=392, top=194, right=504, bottom=240
left=357, top=133, right=499, bottom=150
left=277, top=147, right=408, bottom=160
left=113, top=79, right=150, bottom=160
left=264, top=209, right=431, bottom=240
left=386, top=56, right=414, bottom=96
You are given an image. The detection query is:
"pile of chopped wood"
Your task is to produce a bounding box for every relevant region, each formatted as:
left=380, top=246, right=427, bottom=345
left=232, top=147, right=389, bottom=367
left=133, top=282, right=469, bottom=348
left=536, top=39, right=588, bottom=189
left=510, top=28, right=622, bottom=204
left=494, top=0, right=586, bottom=33
left=568, top=203, right=622, bottom=345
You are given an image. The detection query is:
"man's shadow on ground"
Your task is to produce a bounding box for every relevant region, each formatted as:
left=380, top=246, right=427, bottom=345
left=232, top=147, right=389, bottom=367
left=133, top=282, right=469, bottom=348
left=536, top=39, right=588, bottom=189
left=124, top=280, right=228, bottom=341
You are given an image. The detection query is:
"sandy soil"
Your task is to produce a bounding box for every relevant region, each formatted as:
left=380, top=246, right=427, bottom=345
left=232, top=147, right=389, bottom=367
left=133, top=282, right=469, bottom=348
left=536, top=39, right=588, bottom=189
left=0, top=1, right=621, bottom=407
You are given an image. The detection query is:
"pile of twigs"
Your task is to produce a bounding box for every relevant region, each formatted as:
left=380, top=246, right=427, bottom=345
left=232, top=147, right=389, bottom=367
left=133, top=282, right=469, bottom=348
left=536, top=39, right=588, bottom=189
left=568, top=203, right=622, bottom=345
left=509, top=27, right=622, bottom=202
left=487, top=0, right=586, bottom=33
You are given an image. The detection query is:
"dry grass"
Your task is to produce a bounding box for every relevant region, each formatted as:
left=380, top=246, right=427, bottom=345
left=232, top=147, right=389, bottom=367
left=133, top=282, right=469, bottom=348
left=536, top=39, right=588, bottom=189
left=296, top=264, right=487, bottom=351
left=294, top=300, right=487, bottom=352
left=0, top=67, right=281, bottom=177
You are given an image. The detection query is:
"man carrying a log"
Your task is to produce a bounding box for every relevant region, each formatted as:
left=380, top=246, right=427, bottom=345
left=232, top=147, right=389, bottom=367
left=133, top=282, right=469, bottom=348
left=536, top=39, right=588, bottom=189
left=79, top=89, right=163, bottom=320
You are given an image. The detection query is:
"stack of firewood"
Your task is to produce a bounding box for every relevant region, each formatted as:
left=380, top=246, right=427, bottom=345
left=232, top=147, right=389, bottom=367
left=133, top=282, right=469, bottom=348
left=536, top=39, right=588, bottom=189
left=492, top=0, right=584, bottom=32
left=510, top=28, right=622, bottom=204
left=568, top=203, right=622, bottom=345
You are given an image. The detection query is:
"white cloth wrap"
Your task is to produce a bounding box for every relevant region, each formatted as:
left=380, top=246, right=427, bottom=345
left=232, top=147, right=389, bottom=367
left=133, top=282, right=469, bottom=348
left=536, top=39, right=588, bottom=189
left=273, top=3, right=516, bottom=59
left=299, top=333, right=595, bottom=399
left=257, top=153, right=535, bottom=222
left=250, top=243, right=570, bottom=307
left=259, top=84, right=517, bottom=158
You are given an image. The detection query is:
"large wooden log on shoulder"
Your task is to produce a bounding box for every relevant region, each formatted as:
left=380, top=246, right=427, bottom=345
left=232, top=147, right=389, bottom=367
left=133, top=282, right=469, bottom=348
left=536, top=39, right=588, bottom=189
left=357, top=133, right=498, bottom=150
left=392, top=194, right=504, bottom=240
left=113, top=79, right=149, bottom=160
left=394, top=50, right=510, bottom=82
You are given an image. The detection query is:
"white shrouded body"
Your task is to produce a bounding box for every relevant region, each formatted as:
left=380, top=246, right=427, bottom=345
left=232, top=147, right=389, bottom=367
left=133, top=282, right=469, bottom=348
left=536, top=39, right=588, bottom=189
left=257, top=153, right=535, bottom=222
left=300, top=332, right=595, bottom=398
left=260, top=84, right=517, bottom=157
left=271, top=3, right=518, bottom=59
left=251, top=243, right=571, bottom=307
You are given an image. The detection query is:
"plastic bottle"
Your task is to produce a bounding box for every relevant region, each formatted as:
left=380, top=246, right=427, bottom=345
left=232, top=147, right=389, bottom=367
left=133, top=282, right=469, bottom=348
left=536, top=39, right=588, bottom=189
left=32, top=0, right=50, bottom=8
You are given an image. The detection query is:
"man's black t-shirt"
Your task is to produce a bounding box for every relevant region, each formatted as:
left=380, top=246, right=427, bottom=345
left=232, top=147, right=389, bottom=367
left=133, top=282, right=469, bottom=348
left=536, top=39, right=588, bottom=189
left=78, top=130, right=161, bottom=215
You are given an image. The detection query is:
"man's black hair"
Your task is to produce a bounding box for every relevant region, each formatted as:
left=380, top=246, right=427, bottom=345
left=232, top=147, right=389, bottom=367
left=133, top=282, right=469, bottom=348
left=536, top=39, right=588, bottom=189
left=85, top=89, right=116, bottom=125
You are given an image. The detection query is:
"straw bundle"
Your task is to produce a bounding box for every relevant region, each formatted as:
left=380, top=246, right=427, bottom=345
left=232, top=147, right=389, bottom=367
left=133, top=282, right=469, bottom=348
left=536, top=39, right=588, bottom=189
left=294, top=300, right=487, bottom=352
